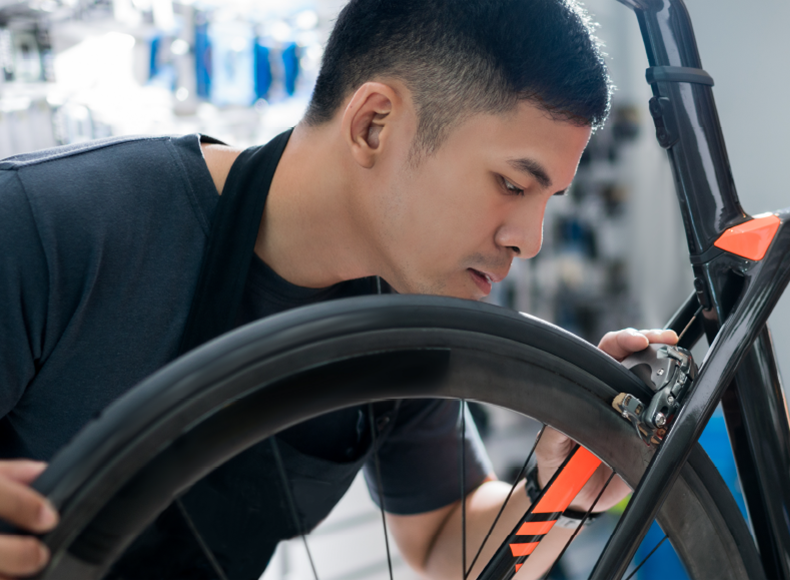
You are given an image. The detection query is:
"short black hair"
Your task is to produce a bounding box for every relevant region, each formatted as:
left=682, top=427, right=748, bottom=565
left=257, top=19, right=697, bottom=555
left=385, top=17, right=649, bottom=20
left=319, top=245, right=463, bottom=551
left=304, top=0, right=612, bottom=157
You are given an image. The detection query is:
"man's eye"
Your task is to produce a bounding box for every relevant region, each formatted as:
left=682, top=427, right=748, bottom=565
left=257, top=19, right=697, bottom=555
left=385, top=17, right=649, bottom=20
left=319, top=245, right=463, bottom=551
left=501, top=176, right=525, bottom=196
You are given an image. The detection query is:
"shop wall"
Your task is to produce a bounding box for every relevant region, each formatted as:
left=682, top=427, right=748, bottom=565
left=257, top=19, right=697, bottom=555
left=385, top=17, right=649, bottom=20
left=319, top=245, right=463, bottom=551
left=577, top=1, right=789, bottom=386
left=684, top=0, right=790, bottom=378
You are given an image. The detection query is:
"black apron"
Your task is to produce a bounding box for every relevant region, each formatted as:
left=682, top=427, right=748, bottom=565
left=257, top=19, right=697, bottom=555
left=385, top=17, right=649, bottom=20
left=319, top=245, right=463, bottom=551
left=109, top=130, right=396, bottom=580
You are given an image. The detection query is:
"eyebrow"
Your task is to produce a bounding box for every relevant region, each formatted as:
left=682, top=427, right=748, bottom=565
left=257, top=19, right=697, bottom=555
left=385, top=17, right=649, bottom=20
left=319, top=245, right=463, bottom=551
left=507, top=158, right=552, bottom=188
left=507, top=158, right=568, bottom=196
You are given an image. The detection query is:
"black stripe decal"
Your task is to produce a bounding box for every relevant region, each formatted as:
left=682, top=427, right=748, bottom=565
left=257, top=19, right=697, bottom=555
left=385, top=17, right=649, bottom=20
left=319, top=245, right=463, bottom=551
left=523, top=511, right=562, bottom=522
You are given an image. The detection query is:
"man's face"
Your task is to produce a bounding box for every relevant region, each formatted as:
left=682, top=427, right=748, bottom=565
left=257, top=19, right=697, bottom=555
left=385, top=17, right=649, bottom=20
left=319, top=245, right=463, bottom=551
left=371, top=101, right=592, bottom=300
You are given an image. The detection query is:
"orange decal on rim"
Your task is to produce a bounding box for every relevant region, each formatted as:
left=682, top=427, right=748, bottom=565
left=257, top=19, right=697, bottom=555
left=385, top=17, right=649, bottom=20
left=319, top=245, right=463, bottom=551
left=714, top=213, right=780, bottom=261
left=509, top=542, right=539, bottom=557
left=534, top=446, right=601, bottom=514
left=517, top=520, right=556, bottom=536
left=480, top=446, right=602, bottom=577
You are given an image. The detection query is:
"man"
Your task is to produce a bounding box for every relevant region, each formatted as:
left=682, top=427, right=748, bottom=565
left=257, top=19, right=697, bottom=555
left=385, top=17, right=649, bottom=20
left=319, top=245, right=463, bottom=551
left=0, top=0, right=677, bottom=577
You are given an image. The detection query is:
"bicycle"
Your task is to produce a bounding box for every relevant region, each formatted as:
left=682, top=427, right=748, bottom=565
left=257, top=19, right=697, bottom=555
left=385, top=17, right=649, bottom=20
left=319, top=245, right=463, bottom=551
left=18, top=0, right=790, bottom=578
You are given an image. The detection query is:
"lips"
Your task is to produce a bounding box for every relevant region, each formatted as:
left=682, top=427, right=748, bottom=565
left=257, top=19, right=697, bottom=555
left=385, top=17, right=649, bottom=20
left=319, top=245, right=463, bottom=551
left=468, top=268, right=506, bottom=296
left=472, top=269, right=492, bottom=284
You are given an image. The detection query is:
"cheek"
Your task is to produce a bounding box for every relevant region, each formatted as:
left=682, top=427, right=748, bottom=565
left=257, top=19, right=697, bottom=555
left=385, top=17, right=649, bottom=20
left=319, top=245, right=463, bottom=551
left=417, top=164, right=494, bottom=228
left=383, top=159, right=501, bottom=271
left=412, top=178, right=485, bottom=253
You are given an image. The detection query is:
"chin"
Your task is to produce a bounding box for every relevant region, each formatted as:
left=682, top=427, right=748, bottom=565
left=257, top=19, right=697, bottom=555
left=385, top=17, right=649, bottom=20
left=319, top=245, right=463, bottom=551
left=423, top=285, right=481, bottom=301
left=396, top=275, right=480, bottom=300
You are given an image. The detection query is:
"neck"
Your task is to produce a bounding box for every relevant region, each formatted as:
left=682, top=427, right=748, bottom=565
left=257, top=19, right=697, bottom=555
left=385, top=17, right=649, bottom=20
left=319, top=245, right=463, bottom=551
left=254, top=122, right=378, bottom=288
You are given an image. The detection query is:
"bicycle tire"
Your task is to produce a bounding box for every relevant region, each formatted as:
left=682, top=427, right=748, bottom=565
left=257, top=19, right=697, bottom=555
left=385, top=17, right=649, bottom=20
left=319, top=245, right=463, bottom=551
left=30, top=295, right=764, bottom=580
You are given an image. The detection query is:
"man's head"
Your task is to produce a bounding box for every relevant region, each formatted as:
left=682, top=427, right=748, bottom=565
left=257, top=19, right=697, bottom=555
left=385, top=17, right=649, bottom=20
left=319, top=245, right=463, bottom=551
left=305, top=0, right=611, bottom=158
left=296, top=0, right=610, bottom=300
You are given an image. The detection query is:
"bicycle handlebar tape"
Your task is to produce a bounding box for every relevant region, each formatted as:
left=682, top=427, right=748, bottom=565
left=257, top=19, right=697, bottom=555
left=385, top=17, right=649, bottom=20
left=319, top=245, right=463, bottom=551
left=477, top=446, right=601, bottom=580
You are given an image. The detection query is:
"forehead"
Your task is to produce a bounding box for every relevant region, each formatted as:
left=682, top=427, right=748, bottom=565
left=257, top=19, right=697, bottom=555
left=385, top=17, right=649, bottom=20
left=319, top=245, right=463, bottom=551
left=432, top=101, right=592, bottom=186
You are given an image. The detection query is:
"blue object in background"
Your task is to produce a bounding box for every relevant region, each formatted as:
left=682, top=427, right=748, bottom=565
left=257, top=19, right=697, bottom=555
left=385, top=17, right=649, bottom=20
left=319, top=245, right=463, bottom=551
left=635, top=406, right=747, bottom=579
left=557, top=217, right=596, bottom=259
left=147, top=34, right=176, bottom=90
left=194, top=18, right=211, bottom=99
left=208, top=19, right=256, bottom=106
left=254, top=41, right=272, bottom=100
left=282, top=42, right=299, bottom=96
left=698, top=406, right=749, bottom=519
left=149, top=35, right=161, bottom=79
left=636, top=521, right=685, bottom=579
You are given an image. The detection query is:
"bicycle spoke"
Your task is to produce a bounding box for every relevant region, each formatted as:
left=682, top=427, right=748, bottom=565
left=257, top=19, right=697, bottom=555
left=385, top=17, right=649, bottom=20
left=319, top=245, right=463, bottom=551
left=465, top=425, right=547, bottom=577
left=270, top=437, right=319, bottom=580
left=368, top=404, right=395, bottom=580
left=175, top=498, right=229, bottom=580
left=624, top=534, right=669, bottom=580
left=545, top=470, right=617, bottom=578
left=460, top=400, right=467, bottom=580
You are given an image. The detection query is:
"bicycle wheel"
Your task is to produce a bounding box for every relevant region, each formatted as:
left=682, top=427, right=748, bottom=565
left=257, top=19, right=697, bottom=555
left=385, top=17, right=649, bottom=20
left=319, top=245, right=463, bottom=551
left=31, top=295, right=763, bottom=580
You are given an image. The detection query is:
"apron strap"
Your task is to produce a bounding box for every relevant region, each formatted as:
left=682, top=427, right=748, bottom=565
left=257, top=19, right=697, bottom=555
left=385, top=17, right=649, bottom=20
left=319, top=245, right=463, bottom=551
left=178, top=129, right=293, bottom=356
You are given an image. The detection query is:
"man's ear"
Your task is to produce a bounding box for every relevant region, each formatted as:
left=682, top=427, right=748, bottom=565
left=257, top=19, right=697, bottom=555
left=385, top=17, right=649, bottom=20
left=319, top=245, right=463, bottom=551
left=342, top=82, right=399, bottom=169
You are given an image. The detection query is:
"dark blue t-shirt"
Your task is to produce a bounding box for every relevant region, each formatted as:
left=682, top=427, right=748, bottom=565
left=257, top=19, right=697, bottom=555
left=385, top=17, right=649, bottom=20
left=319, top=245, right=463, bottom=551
left=0, top=134, right=491, bottom=577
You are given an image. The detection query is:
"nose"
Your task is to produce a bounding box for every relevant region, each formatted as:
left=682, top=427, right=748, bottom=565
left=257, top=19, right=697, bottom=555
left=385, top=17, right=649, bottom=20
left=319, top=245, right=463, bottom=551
left=495, top=200, right=547, bottom=259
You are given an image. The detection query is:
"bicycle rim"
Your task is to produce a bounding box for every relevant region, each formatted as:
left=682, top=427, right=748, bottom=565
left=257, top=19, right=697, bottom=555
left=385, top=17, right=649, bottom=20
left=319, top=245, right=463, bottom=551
left=30, top=295, right=764, bottom=580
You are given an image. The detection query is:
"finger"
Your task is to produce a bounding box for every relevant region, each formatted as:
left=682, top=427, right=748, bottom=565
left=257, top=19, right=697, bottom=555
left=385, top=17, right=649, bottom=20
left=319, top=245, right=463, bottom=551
left=598, top=329, right=649, bottom=361
left=0, top=535, right=49, bottom=577
left=0, top=476, right=58, bottom=533
left=0, top=461, right=47, bottom=486
left=637, top=329, right=679, bottom=345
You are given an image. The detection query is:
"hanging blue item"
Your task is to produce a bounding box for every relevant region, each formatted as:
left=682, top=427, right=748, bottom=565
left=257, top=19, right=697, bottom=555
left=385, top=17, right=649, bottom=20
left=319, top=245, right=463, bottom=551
left=208, top=19, right=255, bottom=106
left=254, top=41, right=272, bottom=100
left=194, top=17, right=211, bottom=99
left=149, top=35, right=161, bottom=79
left=282, top=42, right=299, bottom=96
left=148, top=34, right=177, bottom=90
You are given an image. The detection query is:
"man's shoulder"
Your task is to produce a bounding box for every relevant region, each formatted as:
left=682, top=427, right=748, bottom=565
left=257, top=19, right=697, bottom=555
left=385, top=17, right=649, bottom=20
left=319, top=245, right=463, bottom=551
left=1, top=133, right=216, bottom=237
left=0, top=135, right=174, bottom=171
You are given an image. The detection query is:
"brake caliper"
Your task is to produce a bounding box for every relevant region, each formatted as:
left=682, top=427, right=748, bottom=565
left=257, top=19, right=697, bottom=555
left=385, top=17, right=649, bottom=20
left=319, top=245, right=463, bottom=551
left=613, top=344, right=697, bottom=446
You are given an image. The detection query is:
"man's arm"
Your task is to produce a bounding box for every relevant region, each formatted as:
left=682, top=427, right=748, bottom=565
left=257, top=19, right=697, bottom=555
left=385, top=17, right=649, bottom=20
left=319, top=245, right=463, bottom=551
left=388, top=328, right=677, bottom=579
left=388, top=432, right=632, bottom=580
left=389, top=473, right=579, bottom=580
left=0, top=171, right=61, bottom=577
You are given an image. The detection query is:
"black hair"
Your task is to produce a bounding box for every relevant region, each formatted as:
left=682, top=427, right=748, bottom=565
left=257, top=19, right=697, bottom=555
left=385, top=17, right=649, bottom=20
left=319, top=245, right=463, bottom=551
left=304, top=0, right=612, bottom=157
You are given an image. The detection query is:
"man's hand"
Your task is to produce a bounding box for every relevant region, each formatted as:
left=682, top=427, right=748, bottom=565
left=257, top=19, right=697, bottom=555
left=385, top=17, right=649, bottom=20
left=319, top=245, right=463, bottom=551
left=536, top=328, right=678, bottom=512
left=0, top=460, right=58, bottom=579
left=598, top=327, right=679, bottom=363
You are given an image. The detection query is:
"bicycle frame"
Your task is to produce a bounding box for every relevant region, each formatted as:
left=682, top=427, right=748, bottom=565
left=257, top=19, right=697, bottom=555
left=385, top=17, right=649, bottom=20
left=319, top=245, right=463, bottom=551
left=591, top=1, right=790, bottom=578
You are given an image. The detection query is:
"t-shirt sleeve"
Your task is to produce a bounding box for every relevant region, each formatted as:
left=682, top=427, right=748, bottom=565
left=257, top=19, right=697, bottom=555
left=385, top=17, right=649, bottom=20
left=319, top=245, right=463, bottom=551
left=0, top=170, right=49, bottom=418
left=363, top=399, right=493, bottom=514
